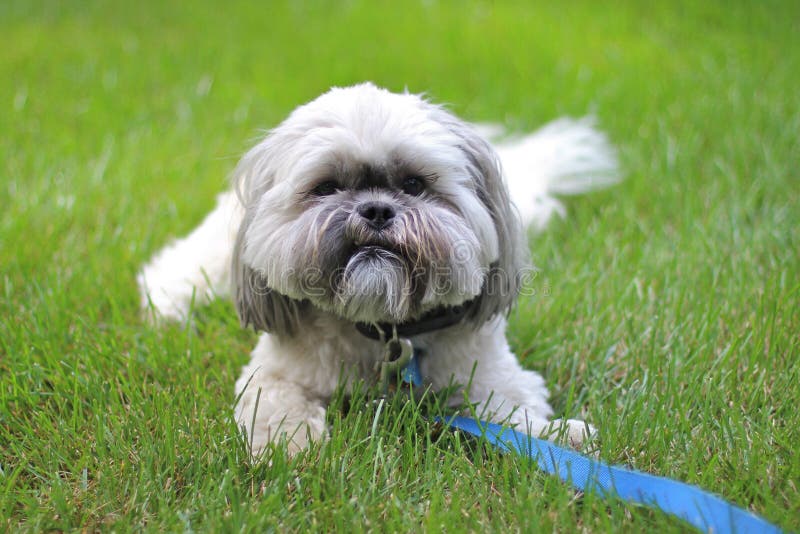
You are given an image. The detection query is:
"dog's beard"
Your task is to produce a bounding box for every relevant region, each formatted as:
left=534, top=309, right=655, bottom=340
left=337, top=247, right=412, bottom=320
left=265, top=198, right=487, bottom=324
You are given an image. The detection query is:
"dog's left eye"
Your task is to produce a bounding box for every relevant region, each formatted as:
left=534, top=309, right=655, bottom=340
left=401, top=176, right=426, bottom=196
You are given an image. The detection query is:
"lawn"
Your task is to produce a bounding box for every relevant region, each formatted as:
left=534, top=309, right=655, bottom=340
left=1, top=0, right=798, bottom=531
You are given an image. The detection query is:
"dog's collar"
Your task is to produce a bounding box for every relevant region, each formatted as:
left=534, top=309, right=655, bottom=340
left=355, top=300, right=475, bottom=341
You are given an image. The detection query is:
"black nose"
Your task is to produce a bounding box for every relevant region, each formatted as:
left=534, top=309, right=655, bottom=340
left=357, top=201, right=396, bottom=230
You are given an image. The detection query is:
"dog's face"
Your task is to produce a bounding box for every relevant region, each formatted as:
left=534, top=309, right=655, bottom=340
left=233, top=83, right=525, bottom=334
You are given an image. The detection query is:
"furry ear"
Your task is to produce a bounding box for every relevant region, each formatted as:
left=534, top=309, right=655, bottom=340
left=230, top=132, right=306, bottom=336
left=232, top=251, right=306, bottom=335
left=430, top=108, right=528, bottom=325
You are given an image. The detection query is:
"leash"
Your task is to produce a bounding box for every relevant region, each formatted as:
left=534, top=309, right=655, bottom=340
left=384, top=342, right=783, bottom=534
left=437, top=415, right=783, bottom=534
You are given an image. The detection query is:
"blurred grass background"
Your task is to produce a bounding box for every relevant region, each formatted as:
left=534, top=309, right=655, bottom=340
left=1, top=0, right=798, bottom=531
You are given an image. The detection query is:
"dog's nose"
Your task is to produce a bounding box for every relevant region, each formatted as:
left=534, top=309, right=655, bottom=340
left=357, top=201, right=396, bottom=230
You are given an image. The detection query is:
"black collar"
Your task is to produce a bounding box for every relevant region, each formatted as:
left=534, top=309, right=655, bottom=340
left=355, top=300, right=475, bottom=341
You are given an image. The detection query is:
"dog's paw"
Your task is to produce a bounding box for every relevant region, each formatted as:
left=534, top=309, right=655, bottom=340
left=540, top=418, right=598, bottom=452
left=140, top=300, right=190, bottom=326
left=137, top=271, right=194, bottom=325
left=249, top=423, right=328, bottom=461
left=243, top=408, right=328, bottom=462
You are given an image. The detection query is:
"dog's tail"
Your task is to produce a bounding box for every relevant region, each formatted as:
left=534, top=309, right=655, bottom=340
left=485, top=117, right=620, bottom=230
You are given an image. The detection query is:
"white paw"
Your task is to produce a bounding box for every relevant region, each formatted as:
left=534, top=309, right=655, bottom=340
left=540, top=418, right=598, bottom=450
left=240, top=405, right=328, bottom=461
left=248, top=421, right=328, bottom=460
left=137, top=272, right=193, bottom=324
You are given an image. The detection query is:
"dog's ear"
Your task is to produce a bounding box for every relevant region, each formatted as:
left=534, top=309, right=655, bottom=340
left=431, top=108, right=528, bottom=324
left=233, top=252, right=305, bottom=336
left=230, top=131, right=306, bottom=336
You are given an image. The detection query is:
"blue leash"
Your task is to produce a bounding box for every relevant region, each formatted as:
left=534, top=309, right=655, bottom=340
left=401, top=353, right=783, bottom=534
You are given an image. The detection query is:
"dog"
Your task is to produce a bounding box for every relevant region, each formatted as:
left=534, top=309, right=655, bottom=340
left=138, top=83, right=618, bottom=457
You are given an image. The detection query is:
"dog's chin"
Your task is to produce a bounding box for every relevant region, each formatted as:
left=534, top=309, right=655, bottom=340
left=330, top=246, right=414, bottom=324
left=323, top=246, right=478, bottom=325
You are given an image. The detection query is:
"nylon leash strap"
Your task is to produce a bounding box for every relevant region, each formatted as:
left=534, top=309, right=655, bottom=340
left=400, top=353, right=783, bottom=534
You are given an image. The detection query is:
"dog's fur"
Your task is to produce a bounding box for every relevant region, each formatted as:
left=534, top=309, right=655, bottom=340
left=138, top=83, right=618, bottom=457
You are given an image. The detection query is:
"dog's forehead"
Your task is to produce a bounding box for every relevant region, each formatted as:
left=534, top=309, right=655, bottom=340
left=281, top=87, right=467, bottom=187
left=304, top=83, right=429, bottom=122
left=326, top=159, right=418, bottom=189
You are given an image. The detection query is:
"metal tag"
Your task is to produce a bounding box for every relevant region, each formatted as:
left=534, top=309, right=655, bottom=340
left=378, top=337, right=413, bottom=391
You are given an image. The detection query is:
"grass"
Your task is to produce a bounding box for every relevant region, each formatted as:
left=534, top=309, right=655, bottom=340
left=1, top=0, right=798, bottom=531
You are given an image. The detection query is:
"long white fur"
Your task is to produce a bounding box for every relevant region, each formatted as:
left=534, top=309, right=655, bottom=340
left=491, top=117, right=619, bottom=229
left=137, top=190, right=243, bottom=321
left=137, top=85, right=618, bottom=457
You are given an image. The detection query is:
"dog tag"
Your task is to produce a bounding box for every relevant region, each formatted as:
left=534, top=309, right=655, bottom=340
left=379, top=337, right=413, bottom=390
left=387, top=338, right=412, bottom=362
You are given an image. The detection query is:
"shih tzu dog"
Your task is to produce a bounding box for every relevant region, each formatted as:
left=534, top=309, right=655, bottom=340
left=138, top=83, right=618, bottom=457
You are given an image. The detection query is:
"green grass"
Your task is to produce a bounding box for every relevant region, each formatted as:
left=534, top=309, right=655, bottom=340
left=2, top=0, right=798, bottom=531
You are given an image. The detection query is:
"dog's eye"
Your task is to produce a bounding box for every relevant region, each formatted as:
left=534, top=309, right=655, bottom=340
left=401, top=176, right=426, bottom=196
left=310, top=180, right=341, bottom=197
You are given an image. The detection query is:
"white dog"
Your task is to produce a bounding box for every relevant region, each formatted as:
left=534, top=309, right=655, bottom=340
left=138, top=83, right=618, bottom=457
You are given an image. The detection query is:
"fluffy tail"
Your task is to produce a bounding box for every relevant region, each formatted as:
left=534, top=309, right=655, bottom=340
left=489, top=117, right=620, bottom=230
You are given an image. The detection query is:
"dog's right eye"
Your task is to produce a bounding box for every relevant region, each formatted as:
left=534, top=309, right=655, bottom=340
left=310, top=180, right=341, bottom=196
